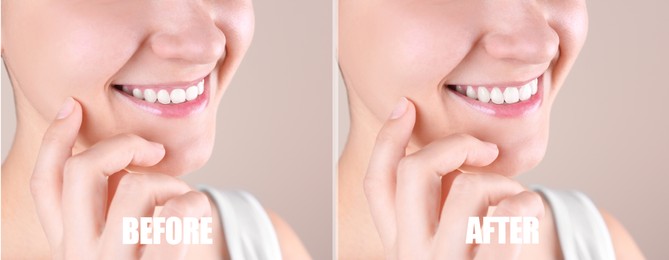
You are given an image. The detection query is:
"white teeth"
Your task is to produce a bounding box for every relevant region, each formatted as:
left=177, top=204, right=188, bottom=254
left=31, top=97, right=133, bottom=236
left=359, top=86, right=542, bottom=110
left=157, top=90, right=171, bottom=104
left=455, top=85, right=466, bottom=94
left=466, top=86, right=477, bottom=99
left=121, top=79, right=205, bottom=104
left=519, top=85, right=532, bottom=101
left=477, top=87, right=490, bottom=103
left=186, top=86, right=199, bottom=101
left=170, top=89, right=186, bottom=104
left=451, top=78, right=540, bottom=104
left=197, top=80, right=204, bottom=95
left=132, top=88, right=143, bottom=99
left=490, top=87, right=505, bottom=104
left=503, top=87, right=519, bottom=104
left=144, top=89, right=157, bottom=103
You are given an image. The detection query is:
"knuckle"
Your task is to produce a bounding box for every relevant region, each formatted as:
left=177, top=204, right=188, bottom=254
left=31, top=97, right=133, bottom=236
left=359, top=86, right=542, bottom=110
left=375, top=130, right=396, bottom=145
left=396, top=156, right=418, bottom=177
left=526, top=191, right=545, bottom=216
left=451, top=133, right=475, bottom=142
left=449, top=173, right=481, bottom=194
left=363, top=175, right=385, bottom=197
left=117, top=133, right=140, bottom=141
left=395, top=158, right=414, bottom=182
left=191, top=191, right=211, bottom=207
left=495, top=199, right=526, bottom=216
left=29, top=176, right=48, bottom=196
left=162, top=175, right=190, bottom=191
left=63, top=156, right=86, bottom=180
left=163, top=198, right=197, bottom=218
left=115, top=133, right=145, bottom=147
left=495, top=191, right=545, bottom=217
left=117, top=173, right=147, bottom=193
left=41, top=131, right=61, bottom=146
left=193, top=192, right=213, bottom=216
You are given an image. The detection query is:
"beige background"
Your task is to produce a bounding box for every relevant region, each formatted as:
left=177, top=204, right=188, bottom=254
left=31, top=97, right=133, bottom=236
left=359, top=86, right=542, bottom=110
left=338, top=0, right=668, bottom=258
left=1, top=0, right=332, bottom=258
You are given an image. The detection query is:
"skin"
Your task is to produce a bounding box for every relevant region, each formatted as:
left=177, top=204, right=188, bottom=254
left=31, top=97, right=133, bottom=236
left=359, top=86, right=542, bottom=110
left=338, top=0, right=645, bottom=259
left=1, top=0, right=309, bottom=259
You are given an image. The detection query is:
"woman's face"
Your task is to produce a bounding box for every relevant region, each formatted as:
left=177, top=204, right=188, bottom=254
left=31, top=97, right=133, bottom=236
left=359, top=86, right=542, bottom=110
left=2, top=0, right=254, bottom=175
left=340, top=0, right=588, bottom=176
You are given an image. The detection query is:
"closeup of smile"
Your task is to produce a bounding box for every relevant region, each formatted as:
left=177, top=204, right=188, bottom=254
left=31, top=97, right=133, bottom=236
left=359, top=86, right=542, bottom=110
left=112, top=75, right=210, bottom=118
left=445, top=74, right=544, bottom=117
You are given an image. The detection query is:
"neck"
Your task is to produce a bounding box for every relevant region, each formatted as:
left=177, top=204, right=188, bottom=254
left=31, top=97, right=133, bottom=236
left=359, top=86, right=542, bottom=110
left=338, top=87, right=425, bottom=217
left=338, top=87, right=386, bottom=213
left=337, top=90, right=397, bottom=258
left=1, top=76, right=92, bottom=257
left=2, top=89, right=53, bottom=257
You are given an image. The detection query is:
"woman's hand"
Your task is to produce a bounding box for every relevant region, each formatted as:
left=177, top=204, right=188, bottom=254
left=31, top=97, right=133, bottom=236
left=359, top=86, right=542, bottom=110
left=30, top=98, right=212, bottom=260
left=364, top=97, right=545, bottom=260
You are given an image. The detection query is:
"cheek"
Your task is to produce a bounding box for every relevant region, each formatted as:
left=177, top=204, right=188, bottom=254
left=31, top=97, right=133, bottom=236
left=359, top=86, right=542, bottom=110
left=10, top=7, right=140, bottom=121
left=344, top=6, right=475, bottom=123
left=371, top=11, right=468, bottom=91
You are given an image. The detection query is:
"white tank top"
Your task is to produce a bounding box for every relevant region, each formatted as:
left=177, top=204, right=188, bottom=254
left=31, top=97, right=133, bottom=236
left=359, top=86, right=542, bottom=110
left=532, top=185, right=616, bottom=260
left=199, top=186, right=283, bottom=260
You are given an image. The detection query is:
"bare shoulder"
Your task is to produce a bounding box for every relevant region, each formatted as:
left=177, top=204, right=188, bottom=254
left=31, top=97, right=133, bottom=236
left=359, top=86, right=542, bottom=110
left=599, top=208, right=645, bottom=259
left=266, top=208, right=312, bottom=260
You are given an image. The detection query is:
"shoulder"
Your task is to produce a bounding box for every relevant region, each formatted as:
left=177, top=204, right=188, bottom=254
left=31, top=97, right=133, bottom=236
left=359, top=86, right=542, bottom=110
left=198, top=187, right=311, bottom=259
left=531, top=186, right=645, bottom=259
left=598, top=208, right=645, bottom=259
left=265, top=208, right=312, bottom=260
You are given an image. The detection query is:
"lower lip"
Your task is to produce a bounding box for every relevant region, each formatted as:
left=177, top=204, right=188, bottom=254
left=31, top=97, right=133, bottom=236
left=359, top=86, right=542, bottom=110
left=113, top=76, right=210, bottom=118
left=446, top=75, right=544, bottom=118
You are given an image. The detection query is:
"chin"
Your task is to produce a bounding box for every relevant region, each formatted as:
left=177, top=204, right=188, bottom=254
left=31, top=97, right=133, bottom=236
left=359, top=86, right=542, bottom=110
left=127, top=136, right=215, bottom=176
left=465, top=135, right=549, bottom=177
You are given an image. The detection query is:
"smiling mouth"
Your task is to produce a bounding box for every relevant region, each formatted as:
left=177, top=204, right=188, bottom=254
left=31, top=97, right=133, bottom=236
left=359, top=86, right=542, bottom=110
left=446, top=77, right=539, bottom=105
left=113, top=78, right=205, bottom=105
left=111, top=75, right=211, bottom=118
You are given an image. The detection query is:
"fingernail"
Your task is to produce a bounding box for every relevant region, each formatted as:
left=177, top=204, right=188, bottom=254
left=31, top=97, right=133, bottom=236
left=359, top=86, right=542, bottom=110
left=389, top=97, right=408, bottom=119
left=151, top=142, right=165, bottom=151
left=485, top=142, right=498, bottom=150
left=56, top=97, right=75, bottom=120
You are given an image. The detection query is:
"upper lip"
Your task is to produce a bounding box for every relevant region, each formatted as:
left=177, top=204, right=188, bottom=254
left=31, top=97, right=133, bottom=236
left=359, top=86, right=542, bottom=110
left=109, top=64, right=215, bottom=88
left=112, top=74, right=208, bottom=88
left=445, top=73, right=543, bottom=88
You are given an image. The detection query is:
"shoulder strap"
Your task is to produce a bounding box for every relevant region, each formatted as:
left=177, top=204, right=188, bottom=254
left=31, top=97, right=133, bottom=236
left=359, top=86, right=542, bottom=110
left=531, top=185, right=616, bottom=260
left=199, top=186, right=283, bottom=260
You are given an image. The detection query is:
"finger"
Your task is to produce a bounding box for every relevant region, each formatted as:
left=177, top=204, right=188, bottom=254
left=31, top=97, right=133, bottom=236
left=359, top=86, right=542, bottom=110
left=434, top=173, right=526, bottom=259
left=106, top=170, right=131, bottom=214
left=363, top=97, right=415, bottom=249
left=30, top=97, right=82, bottom=245
left=60, top=134, right=165, bottom=253
left=100, top=173, right=194, bottom=259
left=142, top=191, right=212, bottom=259
left=474, top=191, right=544, bottom=260
left=394, top=134, right=498, bottom=257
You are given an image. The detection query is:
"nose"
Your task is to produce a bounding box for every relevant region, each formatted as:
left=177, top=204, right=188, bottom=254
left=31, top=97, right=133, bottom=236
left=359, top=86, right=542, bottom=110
left=481, top=4, right=559, bottom=64
left=149, top=5, right=226, bottom=65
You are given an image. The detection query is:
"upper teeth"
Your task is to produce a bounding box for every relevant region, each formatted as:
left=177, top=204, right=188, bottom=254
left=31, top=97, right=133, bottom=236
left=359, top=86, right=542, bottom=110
left=120, top=79, right=205, bottom=104
left=453, top=78, right=538, bottom=104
